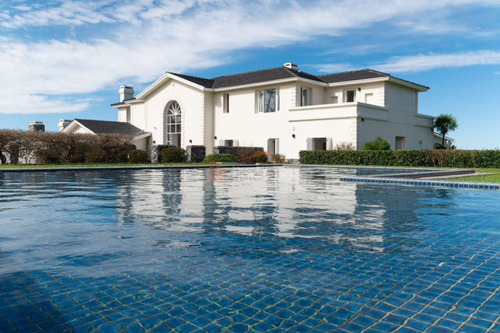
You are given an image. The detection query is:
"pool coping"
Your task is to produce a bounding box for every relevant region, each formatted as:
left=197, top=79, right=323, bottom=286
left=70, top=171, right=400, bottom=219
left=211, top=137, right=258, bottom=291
left=1, top=164, right=497, bottom=191
left=0, top=163, right=279, bottom=173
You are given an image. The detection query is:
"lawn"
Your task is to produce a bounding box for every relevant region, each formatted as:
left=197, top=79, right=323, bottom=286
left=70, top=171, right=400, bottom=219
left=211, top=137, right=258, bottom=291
left=452, top=168, right=500, bottom=183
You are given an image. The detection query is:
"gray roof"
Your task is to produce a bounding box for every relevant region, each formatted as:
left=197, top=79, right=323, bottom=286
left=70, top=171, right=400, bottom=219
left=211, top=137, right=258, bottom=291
left=168, top=66, right=325, bottom=89
left=168, top=66, right=427, bottom=90
left=319, top=69, right=389, bottom=83
left=74, top=119, right=145, bottom=137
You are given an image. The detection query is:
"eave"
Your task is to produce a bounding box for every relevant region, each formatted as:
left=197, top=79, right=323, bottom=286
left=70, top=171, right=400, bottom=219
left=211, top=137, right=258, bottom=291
left=213, top=77, right=328, bottom=92
left=136, top=73, right=211, bottom=100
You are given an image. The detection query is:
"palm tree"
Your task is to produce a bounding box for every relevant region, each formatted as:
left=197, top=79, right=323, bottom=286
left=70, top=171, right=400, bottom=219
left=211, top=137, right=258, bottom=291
left=434, top=114, right=458, bottom=148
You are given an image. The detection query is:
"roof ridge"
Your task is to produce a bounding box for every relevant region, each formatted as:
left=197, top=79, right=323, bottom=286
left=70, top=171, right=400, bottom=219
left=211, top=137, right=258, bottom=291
left=168, top=72, right=212, bottom=80
left=211, top=66, right=285, bottom=80
left=75, top=118, right=124, bottom=123
left=318, top=68, right=390, bottom=78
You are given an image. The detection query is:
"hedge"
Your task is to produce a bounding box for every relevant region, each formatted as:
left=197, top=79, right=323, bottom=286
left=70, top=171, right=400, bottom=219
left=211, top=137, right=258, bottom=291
left=0, top=130, right=138, bottom=164
left=203, top=153, right=239, bottom=163
left=299, top=150, right=500, bottom=168
left=161, top=147, right=188, bottom=163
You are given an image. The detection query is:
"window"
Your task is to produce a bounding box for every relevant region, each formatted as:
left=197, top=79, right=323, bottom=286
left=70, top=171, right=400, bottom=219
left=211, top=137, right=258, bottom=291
left=395, top=136, right=405, bottom=150
left=164, top=101, right=181, bottom=147
left=258, top=88, right=279, bottom=113
left=223, top=94, right=229, bottom=113
left=345, top=90, right=356, bottom=103
left=300, top=87, right=312, bottom=106
left=224, top=139, right=233, bottom=147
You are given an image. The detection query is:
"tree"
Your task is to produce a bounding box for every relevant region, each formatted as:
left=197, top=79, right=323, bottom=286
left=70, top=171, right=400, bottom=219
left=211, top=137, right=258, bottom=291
left=364, top=137, right=391, bottom=150
left=434, top=114, right=458, bottom=148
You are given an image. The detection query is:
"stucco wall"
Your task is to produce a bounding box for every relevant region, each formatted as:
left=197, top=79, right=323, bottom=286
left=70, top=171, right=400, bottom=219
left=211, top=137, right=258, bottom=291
left=326, top=82, right=385, bottom=106
left=130, top=80, right=207, bottom=148
left=214, top=84, right=296, bottom=156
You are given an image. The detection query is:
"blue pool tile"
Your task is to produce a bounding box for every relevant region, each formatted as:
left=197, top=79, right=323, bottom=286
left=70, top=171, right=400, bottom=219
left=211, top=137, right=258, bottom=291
left=372, top=320, right=400, bottom=331
left=97, top=322, right=120, bottom=333
left=405, top=319, right=430, bottom=331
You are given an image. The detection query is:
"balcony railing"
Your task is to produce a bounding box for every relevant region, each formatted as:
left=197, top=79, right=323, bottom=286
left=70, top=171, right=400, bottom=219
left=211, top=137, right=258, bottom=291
left=289, top=102, right=388, bottom=122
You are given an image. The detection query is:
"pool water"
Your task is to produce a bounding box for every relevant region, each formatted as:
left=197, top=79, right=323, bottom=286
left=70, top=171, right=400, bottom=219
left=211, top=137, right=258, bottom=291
left=0, top=167, right=499, bottom=332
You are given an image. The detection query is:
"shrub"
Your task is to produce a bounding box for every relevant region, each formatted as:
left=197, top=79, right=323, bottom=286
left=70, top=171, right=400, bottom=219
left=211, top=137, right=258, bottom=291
left=299, top=150, right=500, bottom=168
left=128, top=149, right=149, bottom=163
left=203, top=153, right=239, bottom=163
left=85, top=148, right=107, bottom=164
left=35, top=149, right=61, bottom=164
left=254, top=153, right=268, bottom=163
left=364, top=137, right=391, bottom=150
left=335, top=142, right=354, bottom=151
left=161, top=147, right=187, bottom=163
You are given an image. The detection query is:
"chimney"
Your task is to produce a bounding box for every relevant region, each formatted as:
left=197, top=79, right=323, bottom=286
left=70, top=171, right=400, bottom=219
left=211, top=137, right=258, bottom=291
left=28, top=121, right=45, bottom=132
left=119, top=86, right=134, bottom=102
left=58, top=119, right=72, bottom=132
left=284, top=62, right=299, bottom=71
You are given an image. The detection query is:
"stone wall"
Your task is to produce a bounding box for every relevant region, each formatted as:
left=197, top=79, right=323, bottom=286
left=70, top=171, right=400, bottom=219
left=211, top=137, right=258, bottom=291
left=186, top=145, right=206, bottom=163
left=150, top=144, right=172, bottom=163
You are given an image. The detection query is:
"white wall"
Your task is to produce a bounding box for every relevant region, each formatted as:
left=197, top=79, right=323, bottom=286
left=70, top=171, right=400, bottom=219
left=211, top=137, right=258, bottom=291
left=129, top=80, right=207, bottom=148
left=214, top=83, right=296, bottom=156
left=326, top=82, right=385, bottom=106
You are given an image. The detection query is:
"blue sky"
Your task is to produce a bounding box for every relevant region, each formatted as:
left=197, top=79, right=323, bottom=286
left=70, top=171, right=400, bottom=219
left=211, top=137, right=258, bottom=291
left=0, top=0, right=499, bottom=149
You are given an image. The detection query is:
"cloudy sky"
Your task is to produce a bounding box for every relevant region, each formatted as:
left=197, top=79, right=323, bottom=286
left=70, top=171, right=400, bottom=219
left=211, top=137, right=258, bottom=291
left=0, top=0, right=499, bottom=149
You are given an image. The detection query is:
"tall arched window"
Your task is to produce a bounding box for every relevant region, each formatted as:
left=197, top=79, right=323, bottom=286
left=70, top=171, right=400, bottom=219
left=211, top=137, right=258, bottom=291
left=164, top=101, right=182, bottom=147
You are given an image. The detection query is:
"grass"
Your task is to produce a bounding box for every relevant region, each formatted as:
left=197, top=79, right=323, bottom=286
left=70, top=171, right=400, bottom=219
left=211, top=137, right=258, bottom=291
left=452, top=168, right=500, bottom=183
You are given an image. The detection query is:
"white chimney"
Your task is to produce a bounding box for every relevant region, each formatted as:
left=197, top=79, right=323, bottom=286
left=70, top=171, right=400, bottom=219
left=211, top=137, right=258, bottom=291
left=119, top=86, right=134, bottom=102
left=284, top=62, right=299, bottom=71
left=58, top=119, right=72, bottom=132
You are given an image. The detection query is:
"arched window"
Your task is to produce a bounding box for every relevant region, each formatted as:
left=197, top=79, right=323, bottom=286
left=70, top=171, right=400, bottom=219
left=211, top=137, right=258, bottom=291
left=164, top=101, right=181, bottom=147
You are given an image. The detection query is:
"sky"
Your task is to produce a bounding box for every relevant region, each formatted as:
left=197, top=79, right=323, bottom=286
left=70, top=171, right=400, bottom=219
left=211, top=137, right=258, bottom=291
left=0, top=0, right=499, bottom=149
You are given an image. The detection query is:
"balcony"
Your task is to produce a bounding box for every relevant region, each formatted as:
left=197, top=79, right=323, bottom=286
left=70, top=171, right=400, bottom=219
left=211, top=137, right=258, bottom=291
left=288, top=102, right=388, bottom=123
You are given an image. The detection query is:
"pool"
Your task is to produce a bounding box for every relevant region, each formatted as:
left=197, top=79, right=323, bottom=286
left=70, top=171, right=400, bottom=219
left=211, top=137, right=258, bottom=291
left=0, top=166, right=499, bottom=332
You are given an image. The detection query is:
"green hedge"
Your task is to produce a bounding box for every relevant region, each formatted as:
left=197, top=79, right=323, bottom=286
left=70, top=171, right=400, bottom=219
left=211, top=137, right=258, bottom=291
left=161, top=147, right=187, bottom=163
left=203, top=153, right=239, bottom=163
left=299, top=150, right=500, bottom=168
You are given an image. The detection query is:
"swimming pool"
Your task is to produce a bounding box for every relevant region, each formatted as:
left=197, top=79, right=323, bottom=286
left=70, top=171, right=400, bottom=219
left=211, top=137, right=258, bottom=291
left=0, top=166, right=499, bottom=332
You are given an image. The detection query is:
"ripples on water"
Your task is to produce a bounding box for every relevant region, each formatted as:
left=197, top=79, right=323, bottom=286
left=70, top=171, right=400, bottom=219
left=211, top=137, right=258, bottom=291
left=0, top=167, right=498, bottom=331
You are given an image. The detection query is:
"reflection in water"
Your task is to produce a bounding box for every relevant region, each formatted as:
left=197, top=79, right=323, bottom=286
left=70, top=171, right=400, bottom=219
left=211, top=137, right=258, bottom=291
left=113, top=167, right=437, bottom=254
left=0, top=166, right=466, bottom=277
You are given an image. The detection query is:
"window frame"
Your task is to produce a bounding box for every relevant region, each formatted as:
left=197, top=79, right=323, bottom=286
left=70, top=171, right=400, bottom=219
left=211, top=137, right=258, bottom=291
left=300, top=87, right=312, bottom=106
left=345, top=89, right=356, bottom=103
left=223, top=93, right=230, bottom=113
left=257, top=88, right=279, bottom=113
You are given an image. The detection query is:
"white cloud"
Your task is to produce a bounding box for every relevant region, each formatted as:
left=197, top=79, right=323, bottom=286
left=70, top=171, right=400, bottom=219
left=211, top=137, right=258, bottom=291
left=1, top=94, right=89, bottom=115
left=1, top=0, right=500, bottom=114
left=373, top=50, right=500, bottom=73
left=313, top=63, right=357, bottom=73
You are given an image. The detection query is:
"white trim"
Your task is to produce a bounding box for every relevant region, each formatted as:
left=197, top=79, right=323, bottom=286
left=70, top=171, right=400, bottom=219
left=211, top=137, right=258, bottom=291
left=133, top=132, right=152, bottom=141
left=60, top=120, right=95, bottom=135
left=214, top=77, right=327, bottom=92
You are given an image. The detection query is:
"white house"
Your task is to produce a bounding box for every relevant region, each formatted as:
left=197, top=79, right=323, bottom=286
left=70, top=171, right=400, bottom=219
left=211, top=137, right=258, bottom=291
left=111, top=63, right=436, bottom=159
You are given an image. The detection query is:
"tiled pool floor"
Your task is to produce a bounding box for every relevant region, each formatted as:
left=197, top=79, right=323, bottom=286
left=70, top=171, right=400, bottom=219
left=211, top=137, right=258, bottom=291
left=0, top=167, right=499, bottom=332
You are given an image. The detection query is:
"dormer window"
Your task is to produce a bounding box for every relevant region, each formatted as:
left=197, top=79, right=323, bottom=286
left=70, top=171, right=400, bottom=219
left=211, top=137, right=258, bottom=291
left=300, top=87, right=312, bottom=106
left=345, top=90, right=356, bottom=103
left=258, top=88, right=279, bottom=113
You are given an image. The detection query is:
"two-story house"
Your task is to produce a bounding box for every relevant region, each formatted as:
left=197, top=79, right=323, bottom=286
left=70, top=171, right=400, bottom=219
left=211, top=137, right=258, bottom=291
left=110, top=63, right=435, bottom=159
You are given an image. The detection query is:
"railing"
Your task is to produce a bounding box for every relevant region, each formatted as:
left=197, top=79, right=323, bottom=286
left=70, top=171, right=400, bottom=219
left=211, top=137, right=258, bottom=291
left=289, top=102, right=388, bottom=122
